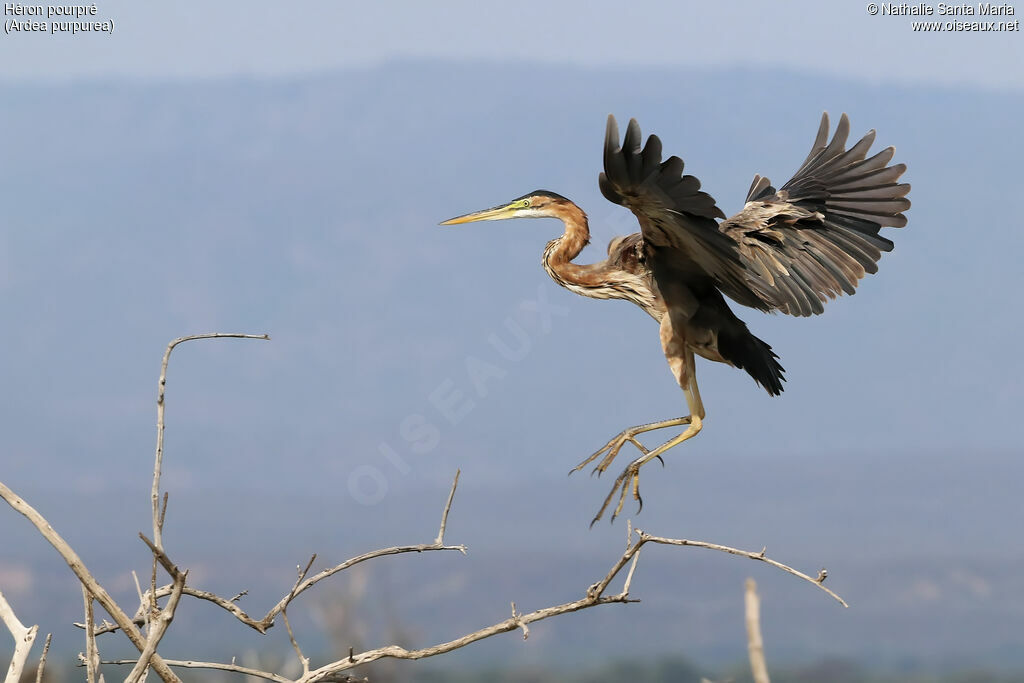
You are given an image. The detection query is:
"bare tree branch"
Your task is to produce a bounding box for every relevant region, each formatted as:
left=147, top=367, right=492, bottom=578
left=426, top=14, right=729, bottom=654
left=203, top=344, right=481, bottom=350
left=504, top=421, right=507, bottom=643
left=621, top=549, right=641, bottom=596
left=434, top=469, right=460, bottom=545
left=745, top=578, right=770, bottom=683
left=34, top=632, right=51, bottom=683
left=78, top=584, right=266, bottom=637
left=82, top=587, right=98, bottom=683
left=282, top=610, right=310, bottom=677
left=96, top=659, right=293, bottom=683
left=139, top=533, right=184, bottom=580
left=0, top=481, right=181, bottom=682
left=282, top=557, right=316, bottom=677
left=291, top=527, right=843, bottom=682
left=635, top=532, right=848, bottom=607
left=80, top=470, right=470, bottom=642
left=254, top=471, right=466, bottom=632
left=130, top=568, right=155, bottom=643
left=77, top=463, right=844, bottom=683
left=153, top=333, right=270, bottom=550
left=1, top=589, right=38, bottom=683
left=6, top=327, right=846, bottom=682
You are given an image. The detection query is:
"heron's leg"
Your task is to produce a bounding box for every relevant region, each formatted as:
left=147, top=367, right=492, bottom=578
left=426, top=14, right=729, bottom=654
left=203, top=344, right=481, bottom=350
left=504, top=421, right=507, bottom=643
left=570, top=416, right=691, bottom=477
left=592, top=351, right=707, bottom=525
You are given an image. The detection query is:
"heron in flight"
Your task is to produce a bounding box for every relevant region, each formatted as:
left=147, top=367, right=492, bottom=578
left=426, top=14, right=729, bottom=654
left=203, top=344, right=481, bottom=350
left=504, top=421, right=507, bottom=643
left=441, top=113, right=910, bottom=524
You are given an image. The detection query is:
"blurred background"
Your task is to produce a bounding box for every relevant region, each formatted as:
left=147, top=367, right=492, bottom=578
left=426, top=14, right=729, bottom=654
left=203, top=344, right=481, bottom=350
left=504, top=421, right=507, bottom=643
left=1, top=2, right=1022, bottom=681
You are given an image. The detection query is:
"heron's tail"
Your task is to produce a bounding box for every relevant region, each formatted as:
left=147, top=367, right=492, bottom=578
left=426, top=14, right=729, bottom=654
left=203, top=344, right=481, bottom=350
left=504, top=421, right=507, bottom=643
left=717, top=324, right=785, bottom=396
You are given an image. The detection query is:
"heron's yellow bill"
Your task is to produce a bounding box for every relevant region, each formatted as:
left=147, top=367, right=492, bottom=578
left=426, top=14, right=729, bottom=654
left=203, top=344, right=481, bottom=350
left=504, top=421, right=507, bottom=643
left=439, top=202, right=521, bottom=225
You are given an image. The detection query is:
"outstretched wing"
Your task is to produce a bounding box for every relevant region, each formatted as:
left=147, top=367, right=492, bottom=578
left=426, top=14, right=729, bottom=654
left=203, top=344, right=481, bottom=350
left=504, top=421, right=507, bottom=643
left=721, top=113, right=911, bottom=316
left=599, top=115, right=769, bottom=315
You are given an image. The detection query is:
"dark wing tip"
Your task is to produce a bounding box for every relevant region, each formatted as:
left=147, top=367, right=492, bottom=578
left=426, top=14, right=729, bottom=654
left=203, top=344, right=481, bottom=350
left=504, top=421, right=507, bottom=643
left=815, top=112, right=830, bottom=148
left=604, top=114, right=621, bottom=154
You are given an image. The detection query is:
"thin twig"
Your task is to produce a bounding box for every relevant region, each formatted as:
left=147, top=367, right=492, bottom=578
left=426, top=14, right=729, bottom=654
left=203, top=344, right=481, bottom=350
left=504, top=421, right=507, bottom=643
left=82, top=587, right=97, bottom=683
left=34, top=633, right=51, bottom=683
left=282, top=610, right=310, bottom=676
left=263, top=544, right=468, bottom=623
left=0, top=481, right=180, bottom=683
left=152, top=333, right=269, bottom=550
left=76, top=584, right=265, bottom=636
left=434, top=469, right=460, bottom=545
left=745, top=578, right=771, bottom=683
left=96, top=659, right=291, bottom=683
left=139, top=533, right=183, bottom=580
left=286, top=556, right=318, bottom=607
left=636, top=532, right=848, bottom=607
left=150, top=555, right=158, bottom=628
left=259, top=473, right=465, bottom=630
left=1, top=589, right=38, bottom=683
left=151, top=492, right=170, bottom=622
left=282, top=557, right=316, bottom=676
left=300, top=581, right=635, bottom=681
left=130, top=570, right=151, bottom=637
left=621, top=550, right=641, bottom=595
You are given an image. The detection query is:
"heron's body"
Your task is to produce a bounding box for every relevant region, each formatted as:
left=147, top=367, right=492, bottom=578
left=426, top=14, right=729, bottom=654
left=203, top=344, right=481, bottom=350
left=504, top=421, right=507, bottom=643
left=442, top=113, right=909, bottom=523
left=538, top=200, right=771, bottom=375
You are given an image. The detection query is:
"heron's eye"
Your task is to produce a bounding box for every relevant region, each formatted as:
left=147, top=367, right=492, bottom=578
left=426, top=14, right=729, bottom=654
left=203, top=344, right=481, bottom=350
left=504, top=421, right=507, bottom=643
left=522, top=199, right=531, bottom=207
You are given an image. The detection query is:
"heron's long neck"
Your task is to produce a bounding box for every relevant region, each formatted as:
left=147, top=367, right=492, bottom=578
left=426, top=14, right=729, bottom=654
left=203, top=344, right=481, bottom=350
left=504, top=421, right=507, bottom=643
left=541, top=202, right=595, bottom=290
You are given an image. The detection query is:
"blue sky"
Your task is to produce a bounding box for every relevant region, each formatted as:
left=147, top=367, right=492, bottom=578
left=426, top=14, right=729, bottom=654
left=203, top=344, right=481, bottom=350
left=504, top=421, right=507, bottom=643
left=2, top=0, right=1021, bottom=89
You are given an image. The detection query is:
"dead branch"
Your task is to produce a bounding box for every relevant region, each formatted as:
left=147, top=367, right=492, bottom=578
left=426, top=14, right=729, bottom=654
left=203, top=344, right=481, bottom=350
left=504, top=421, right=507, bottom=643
left=0, top=481, right=181, bottom=683
left=266, top=470, right=466, bottom=625
left=8, top=327, right=849, bottom=683
left=80, top=470, right=469, bottom=639
left=434, top=469, right=459, bottom=545
left=280, top=527, right=844, bottom=682
left=33, top=632, right=50, bottom=683
left=1, top=589, right=38, bottom=683
left=282, top=557, right=317, bottom=677
left=89, top=468, right=845, bottom=683
left=96, top=658, right=293, bottom=683
left=153, top=333, right=269, bottom=550
left=745, top=578, right=770, bottom=683
left=636, top=532, right=847, bottom=607
left=82, top=587, right=98, bottom=683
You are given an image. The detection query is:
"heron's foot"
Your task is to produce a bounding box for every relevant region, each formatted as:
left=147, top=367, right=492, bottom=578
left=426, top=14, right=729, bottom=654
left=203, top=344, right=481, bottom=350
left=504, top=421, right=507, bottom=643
left=570, top=418, right=690, bottom=478
left=568, top=428, right=649, bottom=478
left=590, top=458, right=646, bottom=526
left=584, top=415, right=705, bottom=525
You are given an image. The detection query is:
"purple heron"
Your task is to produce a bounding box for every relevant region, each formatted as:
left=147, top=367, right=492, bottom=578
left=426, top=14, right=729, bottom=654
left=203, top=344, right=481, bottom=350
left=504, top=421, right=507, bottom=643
left=441, top=113, right=910, bottom=524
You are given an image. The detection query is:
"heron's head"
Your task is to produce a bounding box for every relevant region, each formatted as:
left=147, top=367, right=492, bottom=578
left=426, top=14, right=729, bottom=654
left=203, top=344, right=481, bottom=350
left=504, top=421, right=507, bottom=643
left=440, top=190, right=573, bottom=225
